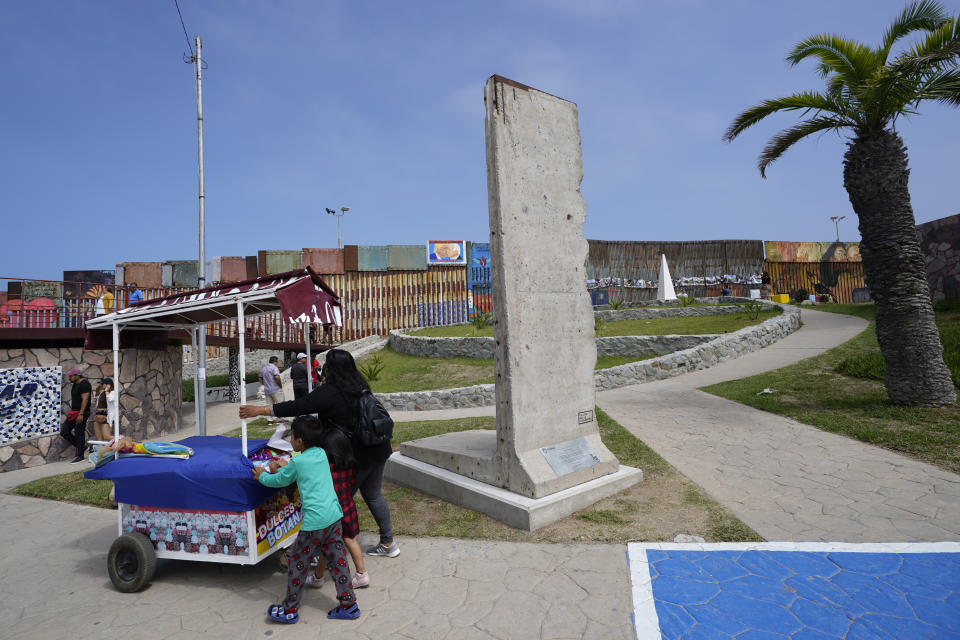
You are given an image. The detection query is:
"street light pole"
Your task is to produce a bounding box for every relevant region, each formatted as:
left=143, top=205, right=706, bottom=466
left=326, top=206, right=350, bottom=249
left=830, top=215, right=846, bottom=243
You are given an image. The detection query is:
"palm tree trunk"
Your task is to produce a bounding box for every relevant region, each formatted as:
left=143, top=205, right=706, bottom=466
left=843, top=129, right=955, bottom=406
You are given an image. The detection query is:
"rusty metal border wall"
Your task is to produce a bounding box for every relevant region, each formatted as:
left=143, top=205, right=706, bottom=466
left=586, top=240, right=765, bottom=281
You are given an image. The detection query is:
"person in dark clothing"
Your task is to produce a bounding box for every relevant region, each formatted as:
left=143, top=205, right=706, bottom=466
left=61, top=367, right=91, bottom=463
left=240, top=349, right=398, bottom=558
left=290, top=353, right=310, bottom=399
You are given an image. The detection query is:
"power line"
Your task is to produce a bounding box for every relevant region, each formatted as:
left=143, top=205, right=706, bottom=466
left=173, top=0, right=194, bottom=57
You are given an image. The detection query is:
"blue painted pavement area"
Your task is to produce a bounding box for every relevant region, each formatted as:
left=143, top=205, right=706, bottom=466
left=628, top=542, right=960, bottom=640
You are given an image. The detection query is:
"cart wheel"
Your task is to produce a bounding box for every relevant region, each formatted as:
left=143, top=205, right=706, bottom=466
left=108, top=532, right=157, bottom=593
left=276, top=547, right=289, bottom=572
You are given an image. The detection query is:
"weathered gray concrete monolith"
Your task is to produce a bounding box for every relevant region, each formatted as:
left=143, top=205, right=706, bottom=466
left=386, top=75, right=641, bottom=529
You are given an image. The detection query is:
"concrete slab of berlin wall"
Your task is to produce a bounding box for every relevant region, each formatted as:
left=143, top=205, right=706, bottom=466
left=390, top=76, right=640, bottom=525
left=484, top=75, right=620, bottom=498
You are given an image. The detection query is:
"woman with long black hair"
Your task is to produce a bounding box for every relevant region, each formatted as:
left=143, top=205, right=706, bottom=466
left=240, top=349, right=398, bottom=557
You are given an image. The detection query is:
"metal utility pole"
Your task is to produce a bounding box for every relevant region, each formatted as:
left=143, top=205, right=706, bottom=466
left=830, top=215, right=845, bottom=243
left=326, top=206, right=350, bottom=248
left=194, top=35, right=208, bottom=435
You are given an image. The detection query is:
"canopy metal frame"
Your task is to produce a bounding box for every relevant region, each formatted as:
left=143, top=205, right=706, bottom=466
left=85, top=272, right=338, bottom=456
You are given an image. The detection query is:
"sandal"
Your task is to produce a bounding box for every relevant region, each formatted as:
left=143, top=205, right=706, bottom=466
left=327, top=603, right=361, bottom=620
left=266, top=604, right=299, bottom=624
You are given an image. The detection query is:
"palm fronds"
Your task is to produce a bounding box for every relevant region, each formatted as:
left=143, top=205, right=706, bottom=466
left=757, top=117, right=846, bottom=178
left=723, top=92, right=853, bottom=142
left=726, top=1, right=959, bottom=177
left=880, top=0, right=949, bottom=62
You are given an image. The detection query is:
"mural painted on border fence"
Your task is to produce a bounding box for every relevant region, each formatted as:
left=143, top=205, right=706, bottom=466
left=765, top=241, right=861, bottom=263
left=427, top=240, right=466, bottom=266
left=0, top=367, right=62, bottom=445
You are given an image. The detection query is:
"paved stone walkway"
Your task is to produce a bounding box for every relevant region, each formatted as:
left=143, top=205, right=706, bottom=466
left=5, top=306, right=960, bottom=638
left=0, top=492, right=633, bottom=640
left=599, top=308, right=960, bottom=542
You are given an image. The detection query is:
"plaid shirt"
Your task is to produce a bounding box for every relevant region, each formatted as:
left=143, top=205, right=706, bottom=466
left=330, top=464, right=359, bottom=538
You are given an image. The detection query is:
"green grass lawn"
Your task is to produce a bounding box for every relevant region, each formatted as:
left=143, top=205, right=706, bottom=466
left=412, top=308, right=779, bottom=339
left=702, top=302, right=960, bottom=473
left=355, top=346, right=652, bottom=393
left=11, top=411, right=759, bottom=543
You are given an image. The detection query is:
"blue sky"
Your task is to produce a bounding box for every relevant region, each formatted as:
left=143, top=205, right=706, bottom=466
left=2, top=0, right=957, bottom=282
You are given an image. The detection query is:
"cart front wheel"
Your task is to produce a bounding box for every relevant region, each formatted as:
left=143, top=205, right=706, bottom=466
left=108, top=533, right=157, bottom=592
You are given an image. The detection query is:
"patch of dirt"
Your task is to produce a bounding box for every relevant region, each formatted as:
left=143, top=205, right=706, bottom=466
left=359, top=467, right=759, bottom=544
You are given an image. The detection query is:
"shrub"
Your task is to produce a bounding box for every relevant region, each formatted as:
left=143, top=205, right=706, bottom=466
left=790, top=289, right=809, bottom=303
left=610, top=298, right=625, bottom=310
left=594, top=315, right=606, bottom=337
left=836, top=325, right=960, bottom=389
left=835, top=352, right=885, bottom=381
left=471, top=311, right=492, bottom=331
left=934, top=298, right=960, bottom=312
left=181, top=371, right=259, bottom=402
left=358, top=354, right=386, bottom=382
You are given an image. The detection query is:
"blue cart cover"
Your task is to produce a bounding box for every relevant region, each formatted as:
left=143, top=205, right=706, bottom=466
left=85, top=436, right=278, bottom=512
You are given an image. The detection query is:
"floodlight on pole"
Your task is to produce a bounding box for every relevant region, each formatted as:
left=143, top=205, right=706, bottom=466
left=830, top=215, right=846, bottom=243
left=326, top=206, right=350, bottom=249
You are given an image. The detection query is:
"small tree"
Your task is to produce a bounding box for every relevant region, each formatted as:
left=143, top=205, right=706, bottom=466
left=724, top=1, right=959, bottom=406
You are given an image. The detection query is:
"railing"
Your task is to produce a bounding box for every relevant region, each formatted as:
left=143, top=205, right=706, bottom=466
left=0, top=268, right=473, bottom=346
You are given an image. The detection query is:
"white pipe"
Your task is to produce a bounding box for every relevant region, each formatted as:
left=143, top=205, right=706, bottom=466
left=237, top=298, right=247, bottom=457
left=306, top=325, right=312, bottom=393
left=191, top=328, right=200, bottom=436
left=112, top=322, right=120, bottom=441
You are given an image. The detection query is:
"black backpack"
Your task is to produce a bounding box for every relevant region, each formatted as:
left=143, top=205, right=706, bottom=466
left=354, top=390, right=394, bottom=447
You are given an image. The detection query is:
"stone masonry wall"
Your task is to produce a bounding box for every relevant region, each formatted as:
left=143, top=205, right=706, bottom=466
left=0, top=345, right=181, bottom=472
left=593, top=304, right=756, bottom=322
left=376, top=303, right=800, bottom=411
left=390, top=330, right=716, bottom=359
left=917, top=213, right=960, bottom=303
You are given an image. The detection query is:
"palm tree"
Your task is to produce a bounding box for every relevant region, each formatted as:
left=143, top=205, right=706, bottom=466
left=724, top=1, right=959, bottom=407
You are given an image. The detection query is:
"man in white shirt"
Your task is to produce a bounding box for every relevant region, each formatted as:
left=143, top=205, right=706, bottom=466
left=258, top=356, right=283, bottom=423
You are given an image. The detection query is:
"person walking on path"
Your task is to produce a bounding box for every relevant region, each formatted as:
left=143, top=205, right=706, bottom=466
left=240, top=349, right=399, bottom=558
left=60, top=368, right=91, bottom=463
left=253, top=416, right=360, bottom=623
left=290, top=353, right=310, bottom=400
left=90, top=377, right=117, bottom=446
left=259, top=356, right=284, bottom=422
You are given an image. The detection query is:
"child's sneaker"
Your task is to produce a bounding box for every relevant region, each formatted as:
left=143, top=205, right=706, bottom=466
left=305, top=573, right=325, bottom=589
left=328, top=603, right=361, bottom=620
left=365, top=542, right=399, bottom=558
left=351, top=571, right=370, bottom=589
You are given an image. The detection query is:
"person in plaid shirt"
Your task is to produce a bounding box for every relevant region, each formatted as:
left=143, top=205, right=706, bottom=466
left=306, top=427, right=370, bottom=590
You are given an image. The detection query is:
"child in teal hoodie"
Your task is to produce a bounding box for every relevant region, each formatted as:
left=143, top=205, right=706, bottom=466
left=253, top=415, right=360, bottom=623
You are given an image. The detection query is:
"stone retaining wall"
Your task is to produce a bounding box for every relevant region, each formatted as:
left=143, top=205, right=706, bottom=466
left=1, top=345, right=182, bottom=472
left=594, top=304, right=754, bottom=321
left=389, top=331, right=495, bottom=359
left=596, top=335, right=717, bottom=357
left=375, top=303, right=800, bottom=411
left=390, top=300, right=774, bottom=360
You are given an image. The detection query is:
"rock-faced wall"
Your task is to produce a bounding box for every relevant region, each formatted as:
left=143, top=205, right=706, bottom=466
left=917, top=213, right=960, bottom=303
left=0, top=345, right=181, bottom=472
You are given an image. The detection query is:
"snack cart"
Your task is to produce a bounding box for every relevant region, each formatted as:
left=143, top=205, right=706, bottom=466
left=83, top=268, right=341, bottom=592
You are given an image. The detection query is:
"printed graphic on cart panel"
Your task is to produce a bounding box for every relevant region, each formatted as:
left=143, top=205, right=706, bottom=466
left=121, top=504, right=249, bottom=557
left=254, top=488, right=302, bottom=555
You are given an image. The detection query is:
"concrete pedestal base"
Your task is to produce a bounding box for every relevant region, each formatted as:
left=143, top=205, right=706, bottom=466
left=385, top=451, right=643, bottom=531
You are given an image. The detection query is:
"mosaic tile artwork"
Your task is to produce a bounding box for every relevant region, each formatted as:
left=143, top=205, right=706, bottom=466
left=0, top=367, right=62, bottom=445
left=629, top=543, right=960, bottom=640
